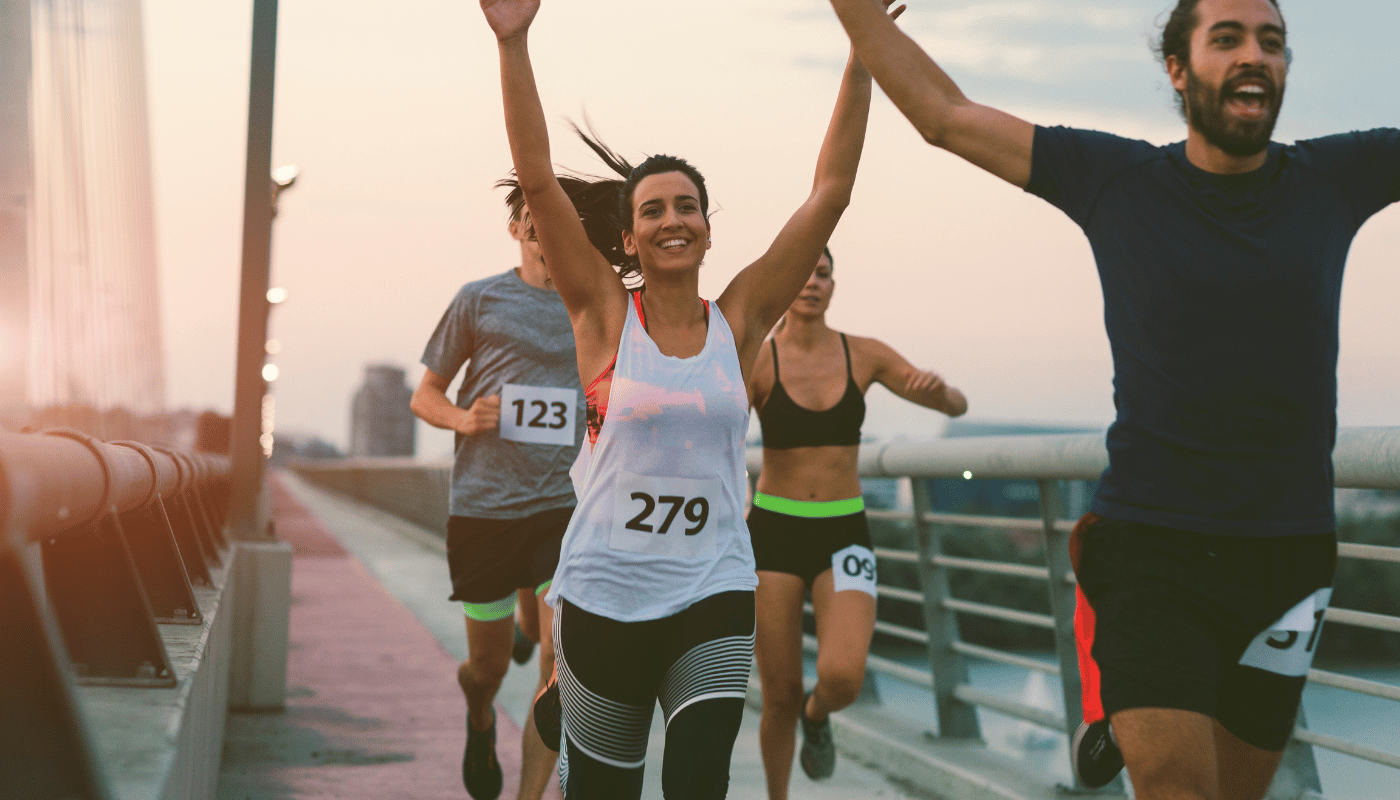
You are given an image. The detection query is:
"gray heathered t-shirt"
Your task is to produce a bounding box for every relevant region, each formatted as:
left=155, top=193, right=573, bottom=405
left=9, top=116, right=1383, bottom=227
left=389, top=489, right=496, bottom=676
left=421, top=269, right=583, bottom=519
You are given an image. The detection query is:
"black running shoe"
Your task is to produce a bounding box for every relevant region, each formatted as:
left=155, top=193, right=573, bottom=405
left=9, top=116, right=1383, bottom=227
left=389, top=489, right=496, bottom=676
left=512, top=623, right=536, bottom=665
left=462, top=709, right=503, bottom=800
left=798, top=693, right=836, bottom=780
left=533, top=673, right=561, bottom=752
left=1072, top=719, right=1123, bottom=789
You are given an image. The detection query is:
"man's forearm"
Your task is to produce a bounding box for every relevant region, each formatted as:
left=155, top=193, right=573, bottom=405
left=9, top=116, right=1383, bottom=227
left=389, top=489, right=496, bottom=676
left=410, top=388, right=465, bottom=432
left=829, top=0, right=966, bottom=146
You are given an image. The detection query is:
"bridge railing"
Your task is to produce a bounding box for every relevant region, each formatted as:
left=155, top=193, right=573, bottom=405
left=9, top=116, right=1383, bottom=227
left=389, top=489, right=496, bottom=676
left=0, top=428, right=232, bottom=800
left=740, top=427, right=1400, bottom=797
left=292, top=427, right=1400, bottom=799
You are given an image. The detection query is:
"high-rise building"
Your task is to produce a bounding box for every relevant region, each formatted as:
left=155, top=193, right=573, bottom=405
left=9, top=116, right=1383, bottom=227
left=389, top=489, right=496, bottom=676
left=349, top=364, right=415, bottom=457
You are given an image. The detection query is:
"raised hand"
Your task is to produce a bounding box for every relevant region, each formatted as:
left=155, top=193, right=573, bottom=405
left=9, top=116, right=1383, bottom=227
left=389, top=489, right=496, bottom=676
left=851, top=0, right=907, bottom=72
left=481, top=0, right=539, bottom=41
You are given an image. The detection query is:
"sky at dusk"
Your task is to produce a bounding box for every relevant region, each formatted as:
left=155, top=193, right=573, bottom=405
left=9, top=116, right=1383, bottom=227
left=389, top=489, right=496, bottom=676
left=141, top=0, right=1400, bottom=457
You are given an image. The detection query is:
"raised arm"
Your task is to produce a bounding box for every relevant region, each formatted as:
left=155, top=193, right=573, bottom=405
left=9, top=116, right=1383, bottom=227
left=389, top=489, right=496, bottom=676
left=483, top=1, right=625, bottom=356
left=829, top=0, right=1033, bottom=188
left=719, top=23, right=887, bottom=369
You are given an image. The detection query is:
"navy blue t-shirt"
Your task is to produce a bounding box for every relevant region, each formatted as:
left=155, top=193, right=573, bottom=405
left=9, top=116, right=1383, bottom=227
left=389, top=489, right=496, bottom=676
left=1027, top=127, right=1400, bottom=536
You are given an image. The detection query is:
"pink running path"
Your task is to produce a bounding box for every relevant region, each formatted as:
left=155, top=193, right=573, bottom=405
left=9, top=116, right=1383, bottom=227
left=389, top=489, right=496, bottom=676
left=217, top=476, right=562, bottom=800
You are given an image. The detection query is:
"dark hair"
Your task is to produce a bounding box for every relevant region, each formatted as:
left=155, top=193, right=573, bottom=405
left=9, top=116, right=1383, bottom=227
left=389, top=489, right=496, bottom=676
left=495, top=172, right=635, bottom=271
left=502, top=183, right=527, bottom=223
left=569, top=125, right=710, bottom=281
left=1154, top=0, right=1285, bottom=116
left=821, top=246, right=834, bottom=271
left=497, top=126, right=710, bottom=283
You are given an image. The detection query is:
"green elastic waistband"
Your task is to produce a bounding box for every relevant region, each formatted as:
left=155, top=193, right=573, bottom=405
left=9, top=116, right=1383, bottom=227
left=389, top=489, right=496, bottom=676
left=752, top=491, right=864, bottom=518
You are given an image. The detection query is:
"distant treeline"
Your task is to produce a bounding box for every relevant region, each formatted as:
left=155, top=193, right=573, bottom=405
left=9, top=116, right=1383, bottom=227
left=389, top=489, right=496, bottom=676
left=865, top=504, right=1400, bottom=665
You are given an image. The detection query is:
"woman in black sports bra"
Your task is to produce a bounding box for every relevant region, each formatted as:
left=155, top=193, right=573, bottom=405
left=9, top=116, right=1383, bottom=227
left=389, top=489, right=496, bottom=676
left=747, top=247, right=966, bottom=797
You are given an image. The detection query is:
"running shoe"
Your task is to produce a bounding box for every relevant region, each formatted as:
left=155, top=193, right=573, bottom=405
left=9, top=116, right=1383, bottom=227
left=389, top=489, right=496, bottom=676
left=798, top=692, right=836, bottom=780
left=512, top=623, right=536, bottom=665
left=1071, top=719, right=1123, bottom=789
left=533, top=670, right=561, bottom=752
left=462, top=709, right=503, bottom=800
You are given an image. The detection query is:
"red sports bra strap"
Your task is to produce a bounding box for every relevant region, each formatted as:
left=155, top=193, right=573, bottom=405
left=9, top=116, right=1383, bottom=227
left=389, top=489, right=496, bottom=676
left=585, top=354, right=616, bottom=395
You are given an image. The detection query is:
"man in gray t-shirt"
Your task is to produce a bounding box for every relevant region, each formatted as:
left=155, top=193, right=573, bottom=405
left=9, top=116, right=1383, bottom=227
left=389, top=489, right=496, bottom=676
left=411, top=191, right=580, bottom=800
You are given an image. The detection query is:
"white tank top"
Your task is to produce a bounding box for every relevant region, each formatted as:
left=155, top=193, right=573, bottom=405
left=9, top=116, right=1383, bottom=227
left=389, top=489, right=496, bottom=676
left=547, top=294, right=757, bottom=621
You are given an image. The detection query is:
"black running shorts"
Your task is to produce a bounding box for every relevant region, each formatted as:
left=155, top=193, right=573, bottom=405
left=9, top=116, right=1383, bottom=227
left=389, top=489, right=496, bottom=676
left=747, top=505, right=875, bottom=590
left=446, top=506, right=572, bottom=605
left=1071, top=513, right=1336, bottom=751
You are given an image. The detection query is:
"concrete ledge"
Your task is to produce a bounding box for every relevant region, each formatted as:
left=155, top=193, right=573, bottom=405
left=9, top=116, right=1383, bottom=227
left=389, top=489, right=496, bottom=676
left=745, top=679, right=1128, bottom=800
left=80, top=548, right=237, bottom=800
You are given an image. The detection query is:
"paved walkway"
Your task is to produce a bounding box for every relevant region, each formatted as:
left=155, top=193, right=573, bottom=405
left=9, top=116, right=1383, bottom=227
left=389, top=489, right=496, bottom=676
left=218, top=471, right=930, bottom=800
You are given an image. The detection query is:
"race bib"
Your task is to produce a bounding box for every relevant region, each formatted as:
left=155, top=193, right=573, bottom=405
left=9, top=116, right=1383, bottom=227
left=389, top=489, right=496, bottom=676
left=832, top=544, right=878, bottom=597
left=499, top=384, right=577, bottom=446
left=1238, top=587, right=1331, bottom=677
left=609, top=473, right=720, bottom=559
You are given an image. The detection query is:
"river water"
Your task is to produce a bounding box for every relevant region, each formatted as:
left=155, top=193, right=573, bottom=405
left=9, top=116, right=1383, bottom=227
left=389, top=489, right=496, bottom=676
left=811, top=657, right=1400, bottom=799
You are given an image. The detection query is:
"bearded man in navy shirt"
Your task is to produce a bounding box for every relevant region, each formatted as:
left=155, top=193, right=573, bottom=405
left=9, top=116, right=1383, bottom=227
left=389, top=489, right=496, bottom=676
left=827, top=0, right=1399, bottom=798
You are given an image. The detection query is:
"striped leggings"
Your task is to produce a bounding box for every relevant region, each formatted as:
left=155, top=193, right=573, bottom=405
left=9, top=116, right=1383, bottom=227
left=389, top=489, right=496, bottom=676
left=554, top=591, right=755, bottom=799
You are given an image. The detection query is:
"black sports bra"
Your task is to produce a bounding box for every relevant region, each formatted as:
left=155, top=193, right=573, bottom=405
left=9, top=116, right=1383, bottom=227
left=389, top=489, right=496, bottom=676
left=758, top=334, right=865, bottom=449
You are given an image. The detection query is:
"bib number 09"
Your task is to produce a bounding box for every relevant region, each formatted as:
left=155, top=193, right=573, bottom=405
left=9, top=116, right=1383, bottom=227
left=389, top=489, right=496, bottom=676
left=625, top=493, right=709, bottom=536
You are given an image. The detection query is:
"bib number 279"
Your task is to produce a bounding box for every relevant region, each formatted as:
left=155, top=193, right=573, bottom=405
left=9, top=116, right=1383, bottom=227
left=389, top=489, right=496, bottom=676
left=625, top=493, right=709, bottom=536
left=610, top=473, right=720, bottom=558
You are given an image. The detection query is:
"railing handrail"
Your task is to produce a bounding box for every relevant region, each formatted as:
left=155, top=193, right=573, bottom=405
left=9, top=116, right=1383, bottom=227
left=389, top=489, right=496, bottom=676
left=0, top=429, right=229, bottom=545
left=744, top=426, right=1400, bottom=489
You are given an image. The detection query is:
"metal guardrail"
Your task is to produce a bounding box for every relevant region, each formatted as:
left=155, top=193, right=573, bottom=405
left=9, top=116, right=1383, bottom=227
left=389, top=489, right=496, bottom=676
left=0, top=429, right=231, bottom=800
left=746, top=427, right=1400, bottom=797
left=292, top=428, right=1400, bottom=798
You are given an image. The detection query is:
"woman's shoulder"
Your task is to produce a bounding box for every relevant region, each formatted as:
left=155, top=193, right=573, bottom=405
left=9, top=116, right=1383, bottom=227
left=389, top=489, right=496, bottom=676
left=842, top=331, right=895, bottom=362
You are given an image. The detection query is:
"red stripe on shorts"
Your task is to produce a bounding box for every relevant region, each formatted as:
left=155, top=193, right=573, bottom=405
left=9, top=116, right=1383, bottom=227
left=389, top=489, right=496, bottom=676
left=1070, top=513, right=1105, bottom=724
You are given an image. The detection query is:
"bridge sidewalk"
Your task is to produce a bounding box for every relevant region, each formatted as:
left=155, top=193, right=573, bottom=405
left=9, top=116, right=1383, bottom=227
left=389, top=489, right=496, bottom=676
left=217, top=475, right=559, bottom=800
left=221, top=470, right=932, bottom=799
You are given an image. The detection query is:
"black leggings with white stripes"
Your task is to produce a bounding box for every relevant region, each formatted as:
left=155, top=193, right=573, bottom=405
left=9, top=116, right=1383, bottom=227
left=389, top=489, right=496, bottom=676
left=554, top=591, right=755, bottom=800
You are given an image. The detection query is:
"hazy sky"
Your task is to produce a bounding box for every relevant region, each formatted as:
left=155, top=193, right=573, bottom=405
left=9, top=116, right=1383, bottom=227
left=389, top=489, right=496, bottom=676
left=141, top=0, right=1399, bottom=457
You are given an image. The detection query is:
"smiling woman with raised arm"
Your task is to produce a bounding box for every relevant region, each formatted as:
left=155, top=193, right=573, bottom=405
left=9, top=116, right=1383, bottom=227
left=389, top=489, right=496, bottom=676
left=480, top=1, right=903, bottom=797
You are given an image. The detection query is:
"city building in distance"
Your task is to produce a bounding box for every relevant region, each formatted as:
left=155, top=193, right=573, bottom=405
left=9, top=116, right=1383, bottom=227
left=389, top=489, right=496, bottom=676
left=349, top=363, right=415, bottom=457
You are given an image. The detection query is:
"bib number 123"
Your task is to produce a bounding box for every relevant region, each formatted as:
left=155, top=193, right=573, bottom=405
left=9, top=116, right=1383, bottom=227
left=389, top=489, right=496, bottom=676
left=498, top=384, right=577, bottom=446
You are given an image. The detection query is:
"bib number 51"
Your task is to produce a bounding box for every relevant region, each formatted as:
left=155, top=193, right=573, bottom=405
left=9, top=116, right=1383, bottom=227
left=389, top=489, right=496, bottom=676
left=610, top=473, right=721, bottom=558
left=1238, top=587, right=1331, bottom=677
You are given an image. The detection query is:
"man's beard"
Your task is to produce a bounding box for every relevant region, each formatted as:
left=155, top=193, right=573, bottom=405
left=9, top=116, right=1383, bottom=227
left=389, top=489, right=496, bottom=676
left=1184, top=65, right=1285, bottom=158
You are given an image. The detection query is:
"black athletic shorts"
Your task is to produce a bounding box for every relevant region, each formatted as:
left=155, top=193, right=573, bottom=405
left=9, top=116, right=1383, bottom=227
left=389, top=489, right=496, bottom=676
left=1071, top=513, right=1336, bottom=751
left=446, top=506, right=572, bottom=606
left=747, top=505, right=876, bottom=592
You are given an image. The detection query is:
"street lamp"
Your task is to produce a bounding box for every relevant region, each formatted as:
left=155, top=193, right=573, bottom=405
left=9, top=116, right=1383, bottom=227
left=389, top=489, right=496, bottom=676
left=271, top=164, right=298, bottom=216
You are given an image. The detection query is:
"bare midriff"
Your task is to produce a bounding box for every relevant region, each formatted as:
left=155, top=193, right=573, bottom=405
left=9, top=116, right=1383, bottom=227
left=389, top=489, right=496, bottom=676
left=755, top=444, right=863, bottom=503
